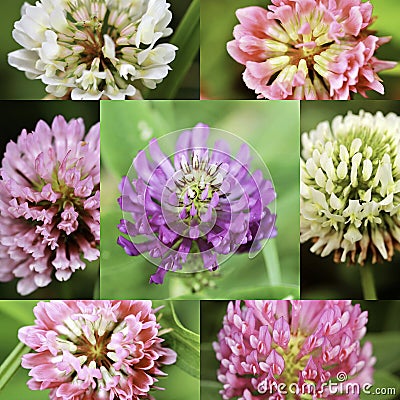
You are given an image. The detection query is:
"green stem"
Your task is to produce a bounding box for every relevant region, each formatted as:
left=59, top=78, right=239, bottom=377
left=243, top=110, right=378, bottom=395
left=262, top=239, right=282, bottom=286
left=93, top=277, right=100, bottom=300
left=148, top=0, right=200, bottom=99
left=360, top=263, right=378, bottom=300
left=0, top=342, right=30, bottom=391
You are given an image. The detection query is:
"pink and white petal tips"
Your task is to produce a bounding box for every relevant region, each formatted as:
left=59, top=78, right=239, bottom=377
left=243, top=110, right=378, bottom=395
left=18, top=300, right=177, bottom=400
left=0, top=116, right=100, bottom=296
left=227, top=0, right=396, bottom=100
left=214, top=300, right=375, bottom=400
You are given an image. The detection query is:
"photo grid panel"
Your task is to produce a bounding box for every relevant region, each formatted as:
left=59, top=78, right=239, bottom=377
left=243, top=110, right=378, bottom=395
left=0, top=0, right=400, bottom=400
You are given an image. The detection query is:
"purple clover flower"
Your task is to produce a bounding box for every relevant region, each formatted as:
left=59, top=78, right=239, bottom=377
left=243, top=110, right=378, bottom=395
left=0, top=116, right=100, bottom=296
left=117, top=123, right=277, bottom=284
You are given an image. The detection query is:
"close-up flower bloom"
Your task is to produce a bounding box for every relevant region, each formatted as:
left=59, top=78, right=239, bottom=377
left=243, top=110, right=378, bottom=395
left=18, top=300, right=177, bottom=399
left=8, top=0, right=177, bottom=100
left=0, top=116, right=100, bottom=296
left=227, top=0, right=396, bottom=100
left=117, top=123, right=277, bottom=284
left=214, top=300, right=374, bottom=399
left=301, top=110, right=400, bottom=265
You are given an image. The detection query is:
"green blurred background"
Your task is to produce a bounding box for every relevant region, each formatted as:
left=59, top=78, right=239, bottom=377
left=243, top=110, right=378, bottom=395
left=301, top=101, right=400, bottom=300
left=0, top=299, right=199, bottom=400
left=100, top=100, right=299, bottom=300
left=0, top=101, right=99, bottom=300
left=201, top=300, right=400, bottom=400
left=0, top=0, right=199, bottom=100
left=200, top=0, right=400, bottom=100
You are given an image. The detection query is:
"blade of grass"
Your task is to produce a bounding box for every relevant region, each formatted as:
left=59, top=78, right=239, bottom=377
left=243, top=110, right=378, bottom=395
left=0, top=342, right=30, bottom=391
left=148, top=0, right=200, bottom=99
left=159, top=300, right=200, bottom=379
left=262, top=239, right=282, bottom=286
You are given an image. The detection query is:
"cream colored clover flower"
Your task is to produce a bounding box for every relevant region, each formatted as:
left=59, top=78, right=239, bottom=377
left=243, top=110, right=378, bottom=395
left=8, top=0, right=177, bottom=99
left=301, top=110, right=400, bottom=265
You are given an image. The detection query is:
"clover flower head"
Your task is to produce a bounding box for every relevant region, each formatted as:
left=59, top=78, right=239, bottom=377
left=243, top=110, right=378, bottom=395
left=227, top=0, right=396, bottom=100
left=301, top=110, right=400, bottom=265
left=8, top=0, right=178, bottom=100
left=214, top=300, right=375, bottom=400
left=117, top=123, right=277, bottom=284
left=19, top=300, right=177, bottom=400
left=0, top=116, right=100, bottom=295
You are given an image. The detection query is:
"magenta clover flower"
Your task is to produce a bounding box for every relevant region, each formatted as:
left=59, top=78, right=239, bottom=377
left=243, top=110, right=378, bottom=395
left=117, top=123, right=277, bottom=284
left=0, top=116, right=100, bottom=295
left=227, top=0, right=396, bottom=100
left=214, top=300, right=375, bottom=400
left=19, top=300, right=177, bottom=400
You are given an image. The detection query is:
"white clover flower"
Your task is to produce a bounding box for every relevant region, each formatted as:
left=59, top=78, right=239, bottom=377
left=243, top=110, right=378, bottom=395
left=8, top=0, right=178, bottom=99
left=301, top=110, right=400, bottom=265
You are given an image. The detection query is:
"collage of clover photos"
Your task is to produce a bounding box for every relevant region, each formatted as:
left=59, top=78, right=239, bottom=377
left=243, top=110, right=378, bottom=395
left=1, top=1, right=400, bottom=400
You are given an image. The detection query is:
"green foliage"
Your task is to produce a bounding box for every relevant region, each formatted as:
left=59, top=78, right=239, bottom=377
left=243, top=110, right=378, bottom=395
left=155, top=301, right=200, bottom=379
left=263, top=239, right=282, bottom=286
left=0, top=342, right=30, bottom=392
left=148, top=0, right=200, bottom=99
left=0, top=302, right=39, bottom=399
left=367, top=333, right=400, bottom=373
left=100, top=101, right=171, bottom=176
left=361, top=370, right=400, bottom=400
left=0, top=301, right=37, bottom=326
